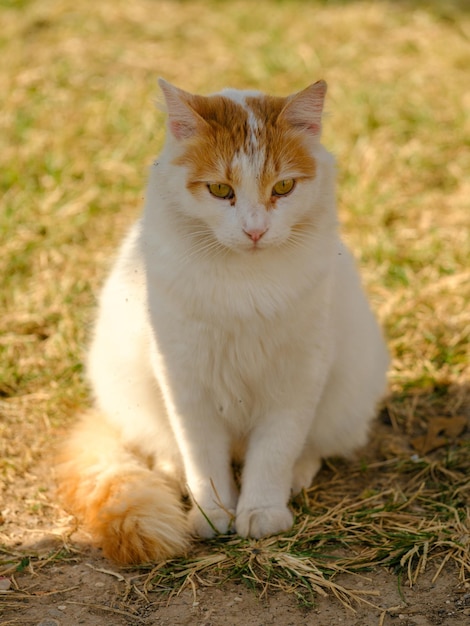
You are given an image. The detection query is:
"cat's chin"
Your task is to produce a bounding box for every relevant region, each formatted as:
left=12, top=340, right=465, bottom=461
left=245, top=244, right=265, bottom=254
left=228, top=239, right=277, bottom=254
left=235, top=244, right=269, bottom=256
left=219, top=241, right=267, bottom=255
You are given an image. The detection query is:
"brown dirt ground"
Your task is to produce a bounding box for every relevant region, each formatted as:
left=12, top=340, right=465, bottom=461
left=1, top=418, right=470, bottom=626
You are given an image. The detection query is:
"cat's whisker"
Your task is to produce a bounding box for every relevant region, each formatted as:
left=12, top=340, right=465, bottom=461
left=176, top=229, right=215, bottom=243
left=182, top=238, right=229, bottom=265
left=169, top=224, right=227, bottom=265
left=283, top=229, right=320, bottom=252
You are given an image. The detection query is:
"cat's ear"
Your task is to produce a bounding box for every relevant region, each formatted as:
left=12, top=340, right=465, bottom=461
left=280, top=81, right=327, bottom=138
left=158, top=78, right=207, bottom=141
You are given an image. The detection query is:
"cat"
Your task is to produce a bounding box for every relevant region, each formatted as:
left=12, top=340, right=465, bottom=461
left=58, top=78, right=389, bottom=564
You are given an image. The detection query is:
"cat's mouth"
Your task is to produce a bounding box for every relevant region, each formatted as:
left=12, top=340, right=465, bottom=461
left=248, top=242, right=265, bottom=252
left=241, top=239, right=268, bottom=254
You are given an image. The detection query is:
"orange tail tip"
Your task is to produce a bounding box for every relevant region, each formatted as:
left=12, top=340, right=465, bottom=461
left=89, top=473, right=189, bottom=564
left=57, top=415, right=189, bottom=565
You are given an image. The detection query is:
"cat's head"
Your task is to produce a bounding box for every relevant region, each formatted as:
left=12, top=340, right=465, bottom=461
left=158, top=79, right=333, bottom=254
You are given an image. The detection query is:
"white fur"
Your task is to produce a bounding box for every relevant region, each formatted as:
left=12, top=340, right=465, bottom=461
left=87, top=86, right=389, bottom=540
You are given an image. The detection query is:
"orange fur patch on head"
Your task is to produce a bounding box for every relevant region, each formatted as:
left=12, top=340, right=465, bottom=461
left=245, top=95, right=317, bottom=198
left=175, top=91, right=317, bottom=199
left=174, top=94, right=250, bottom=191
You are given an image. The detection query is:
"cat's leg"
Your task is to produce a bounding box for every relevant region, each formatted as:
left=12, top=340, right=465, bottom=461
left=235, top=407, right=313, bottom=538
left=160, top=388, right=238, bottom=538
left=186, top=442, right=238, bottom=538
left=235, top=295, right=333, bottom=538
left=146, top=318, right=239, bottom=539
left=181, top=411, right=238, bottom=537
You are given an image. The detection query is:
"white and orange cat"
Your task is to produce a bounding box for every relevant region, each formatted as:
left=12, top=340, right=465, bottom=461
left=58, top=79, right=389, bottom=564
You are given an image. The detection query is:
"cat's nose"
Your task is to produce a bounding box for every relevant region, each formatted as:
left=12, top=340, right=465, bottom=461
left=243, top=227, right=267, bottom=242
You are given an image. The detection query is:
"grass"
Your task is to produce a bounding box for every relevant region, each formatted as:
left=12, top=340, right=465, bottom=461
left=1, top=0, right=469, bottom=615
left=130, top=450, right=469, bottom=609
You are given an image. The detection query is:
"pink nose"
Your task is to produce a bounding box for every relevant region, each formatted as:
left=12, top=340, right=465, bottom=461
left=243, top=228, right=267, bottom=242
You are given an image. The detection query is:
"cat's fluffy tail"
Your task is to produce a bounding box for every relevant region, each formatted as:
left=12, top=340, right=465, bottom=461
left=57, top=412, right=189, bottom=564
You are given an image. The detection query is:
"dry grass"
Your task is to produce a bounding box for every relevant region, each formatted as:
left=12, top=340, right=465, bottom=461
left=1, top=0, right=469, bottom=614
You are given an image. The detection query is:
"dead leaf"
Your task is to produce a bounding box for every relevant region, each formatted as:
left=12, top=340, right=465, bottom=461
left=411, top=416, right=468, bottom=455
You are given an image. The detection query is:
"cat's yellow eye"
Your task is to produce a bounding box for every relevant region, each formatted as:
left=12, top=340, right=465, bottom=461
left=272, top=179, right=295, bottom=197
left=208, top=183, right=234, bottom=200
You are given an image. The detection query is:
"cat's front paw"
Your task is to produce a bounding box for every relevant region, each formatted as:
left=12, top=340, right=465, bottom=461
left=235, top=506, right=294, bottom=539
left=188, top=505, right=235, bottom=539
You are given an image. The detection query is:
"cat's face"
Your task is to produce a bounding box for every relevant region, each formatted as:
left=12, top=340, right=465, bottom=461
left=160, top=80, right=328, bottom=254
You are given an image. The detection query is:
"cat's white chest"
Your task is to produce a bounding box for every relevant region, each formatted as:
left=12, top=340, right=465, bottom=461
left=147, top=269, right=326, bottom=437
